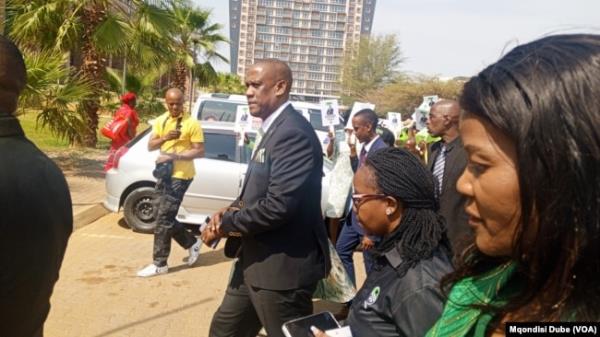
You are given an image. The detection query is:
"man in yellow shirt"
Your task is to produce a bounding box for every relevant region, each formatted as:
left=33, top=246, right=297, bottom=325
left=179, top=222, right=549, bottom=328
left=137, top=88, right=205, bottom=277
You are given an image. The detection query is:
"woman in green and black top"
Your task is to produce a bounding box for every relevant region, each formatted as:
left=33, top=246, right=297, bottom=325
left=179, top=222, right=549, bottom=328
left=427, top=34, right=600, bottom=336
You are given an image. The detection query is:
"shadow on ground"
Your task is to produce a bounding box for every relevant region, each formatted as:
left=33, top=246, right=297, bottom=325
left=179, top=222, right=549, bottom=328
left=48, top=149, right=106, bottom=179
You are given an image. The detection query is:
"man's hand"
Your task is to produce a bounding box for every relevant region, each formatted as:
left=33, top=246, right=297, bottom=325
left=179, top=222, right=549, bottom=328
left=361, top=236, right=375, bottom=250
left=207, top=206, right=241, bottom=233
left=201, top=228, right=221, bottom=247
left=163, top=130, right=181, bottom=141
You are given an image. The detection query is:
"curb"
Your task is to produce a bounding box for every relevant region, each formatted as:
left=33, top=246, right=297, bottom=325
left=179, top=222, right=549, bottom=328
left=73, top=203, right=110, bottom=230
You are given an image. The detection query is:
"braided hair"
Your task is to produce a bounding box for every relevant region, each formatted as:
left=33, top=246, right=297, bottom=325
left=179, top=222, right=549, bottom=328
left=365, top=147, right=451, bottom=275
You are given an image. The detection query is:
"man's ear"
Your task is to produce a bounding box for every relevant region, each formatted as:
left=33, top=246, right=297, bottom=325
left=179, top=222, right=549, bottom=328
left=442, top=113, right=452, bottom=126
left=274, top=79, right=288, bottom=97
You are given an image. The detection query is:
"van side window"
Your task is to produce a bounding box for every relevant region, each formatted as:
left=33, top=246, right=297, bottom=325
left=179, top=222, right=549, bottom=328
left=198, top=101, right=243, bottom=122
left=204, top=133, right=236, bottom=162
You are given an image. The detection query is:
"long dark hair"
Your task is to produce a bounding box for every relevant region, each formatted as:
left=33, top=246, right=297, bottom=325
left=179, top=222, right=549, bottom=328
left=449, top=34, right=600, bottom=321
left=365, top=147, right=451, bottom=276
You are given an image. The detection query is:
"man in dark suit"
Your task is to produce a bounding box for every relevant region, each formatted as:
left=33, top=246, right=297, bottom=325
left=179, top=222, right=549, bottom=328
left=335, top=109, right=387, bottom=285
left=202, top=59, right=330, bottom=337
left=0, top=35, right=72, bottom=337
left=426, top=99, right=471, bottom=255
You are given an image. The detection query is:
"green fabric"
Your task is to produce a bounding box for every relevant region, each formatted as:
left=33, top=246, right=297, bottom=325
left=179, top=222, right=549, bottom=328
left=416, top=128, right=440, bottom=144
left=426, top=262, right=517, bottom=337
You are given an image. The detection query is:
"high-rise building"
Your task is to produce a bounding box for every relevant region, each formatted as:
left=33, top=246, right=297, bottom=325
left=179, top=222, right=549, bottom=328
left=230, top=0, right=376, bottom=98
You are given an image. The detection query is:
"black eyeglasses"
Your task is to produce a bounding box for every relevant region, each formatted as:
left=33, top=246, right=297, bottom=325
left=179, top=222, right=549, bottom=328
left=351, top=193, right=386, bottom=209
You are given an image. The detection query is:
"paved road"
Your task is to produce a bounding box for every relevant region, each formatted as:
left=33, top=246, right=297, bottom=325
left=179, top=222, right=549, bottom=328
left=45, top=213, right=365, bottom=337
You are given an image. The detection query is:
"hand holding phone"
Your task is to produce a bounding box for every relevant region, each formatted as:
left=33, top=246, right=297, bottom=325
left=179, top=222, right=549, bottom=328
left=282, top=312, right=340, bottom=337
left=200, top=217, right=220, bottom=249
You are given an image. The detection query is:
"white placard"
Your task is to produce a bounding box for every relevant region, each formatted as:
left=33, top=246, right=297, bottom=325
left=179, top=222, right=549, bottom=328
left=418, top=95, right=439, bottom=113
left=346, top=102, right=375, bottom=129
left=387, top=112, right=402, bottom=136
left=235, top=105, right=261, bottom=146
left=412, top=95, right=439, bottom=131
left=235, top=105, right=252, bottom=133
left=320, top=99, right=340, bottom=127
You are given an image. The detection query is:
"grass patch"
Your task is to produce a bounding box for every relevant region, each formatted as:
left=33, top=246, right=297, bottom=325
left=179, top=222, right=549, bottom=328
left=18, top=112, right=70, bottom=150
left=18, top=112, right=113, bottom=151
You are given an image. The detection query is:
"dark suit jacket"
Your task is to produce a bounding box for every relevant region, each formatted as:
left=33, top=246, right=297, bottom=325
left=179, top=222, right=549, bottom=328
left=350, top=136, right=388, bottom=236
left=428, top=137, right=471, bottom=254
left=220, top=104, right=331, bottom=290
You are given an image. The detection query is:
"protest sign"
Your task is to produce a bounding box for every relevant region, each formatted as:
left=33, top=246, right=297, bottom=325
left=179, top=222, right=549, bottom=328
left=387, top=112, right=402, bottom=137
left=411, top=95, right=439, bottom=131
left=346, top=102, right=375, bottom=129
left=320, top=99, right=340, bottom=129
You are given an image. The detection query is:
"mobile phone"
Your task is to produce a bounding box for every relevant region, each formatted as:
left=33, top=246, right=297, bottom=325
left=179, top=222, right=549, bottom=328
left=282, top=311, right=340, bottom=337
left=200, top=216, right=220, bottom=249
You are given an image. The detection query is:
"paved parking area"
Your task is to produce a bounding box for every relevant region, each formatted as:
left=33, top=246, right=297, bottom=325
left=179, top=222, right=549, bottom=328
left=45, top=213, right=365, bottom=337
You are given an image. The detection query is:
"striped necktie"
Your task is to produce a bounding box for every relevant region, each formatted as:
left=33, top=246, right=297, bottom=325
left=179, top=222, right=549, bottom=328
left=432, top=144, right=447, bottom=195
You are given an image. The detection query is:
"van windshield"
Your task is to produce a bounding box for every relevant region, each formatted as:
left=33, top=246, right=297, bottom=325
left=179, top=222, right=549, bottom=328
left=198, top=100, right=245, bottom=122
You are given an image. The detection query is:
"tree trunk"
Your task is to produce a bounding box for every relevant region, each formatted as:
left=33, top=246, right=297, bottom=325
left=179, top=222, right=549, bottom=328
left=172, top=60, right=188, bottom=92
left=78, top=3, right=107, bottom=147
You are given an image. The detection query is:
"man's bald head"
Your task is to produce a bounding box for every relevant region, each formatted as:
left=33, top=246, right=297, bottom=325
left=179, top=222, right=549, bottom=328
left=245, top=59, right=293, bottom=119
left=0, top=36, right=26, bottom=115
left=164, top=87, right=185, bottom=117
left=165, top=87, right=184, bottom=100
left=431, top=99, right=461, bottom=123
left=252, top=59, right=293, bottom=95
left=427, top=99, right=461, bottom=139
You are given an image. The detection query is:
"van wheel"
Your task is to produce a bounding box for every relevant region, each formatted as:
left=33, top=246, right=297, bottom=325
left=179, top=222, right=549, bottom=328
left=123, top=186, right=158, bottom=233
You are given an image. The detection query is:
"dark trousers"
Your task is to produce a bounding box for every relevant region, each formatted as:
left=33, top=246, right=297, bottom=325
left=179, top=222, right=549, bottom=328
left=209, top=259, right=316, bottom=337
left=335, top=220, right=376, bottom=286
left=153, top=178, right=197, bottom=267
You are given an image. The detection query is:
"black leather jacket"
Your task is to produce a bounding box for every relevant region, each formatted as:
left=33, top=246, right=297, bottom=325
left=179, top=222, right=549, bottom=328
left=345, top=244, right=453, bottom=337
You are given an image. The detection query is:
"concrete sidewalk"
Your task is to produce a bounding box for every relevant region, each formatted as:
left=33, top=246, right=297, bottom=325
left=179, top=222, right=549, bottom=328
left=49, top=149, right=111, bottom=230
left=69, top=174, right=110, bottom=230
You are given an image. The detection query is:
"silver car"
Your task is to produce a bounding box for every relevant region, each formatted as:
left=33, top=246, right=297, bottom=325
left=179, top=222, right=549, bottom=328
left=104, top=116, right=331, bottom=233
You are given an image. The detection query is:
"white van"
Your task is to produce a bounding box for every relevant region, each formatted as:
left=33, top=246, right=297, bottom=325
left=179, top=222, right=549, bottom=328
left=191, top=93, right=344, bottom=152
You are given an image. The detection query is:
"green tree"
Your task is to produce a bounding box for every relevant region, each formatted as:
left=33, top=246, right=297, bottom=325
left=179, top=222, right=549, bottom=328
left=104, top=65, right=169, bottom=119
left=364, top=76, right=465, bottom=116
left=8, top=0, right=174, bottom=147
left=19, top=50, right=94, bottom=144
left=166, top=0, right=227, bottom=93
left=341, top=34, right=405, bottom=105
left=201, top=73, right=246, bottom=95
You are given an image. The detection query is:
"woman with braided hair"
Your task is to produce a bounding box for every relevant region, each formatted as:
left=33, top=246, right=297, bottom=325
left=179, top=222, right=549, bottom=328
left=313, top=147, right=453, bottom=337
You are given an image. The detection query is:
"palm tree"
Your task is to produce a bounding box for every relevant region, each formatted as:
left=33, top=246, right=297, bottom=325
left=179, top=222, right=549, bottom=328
left=20, top=49, right=94, bottom=144
left=166, top=0, right=227, bottom=93
left=8, top=0, right=174, bottom=147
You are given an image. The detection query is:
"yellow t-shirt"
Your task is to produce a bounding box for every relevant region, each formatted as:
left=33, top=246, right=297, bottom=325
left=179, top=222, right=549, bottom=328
left=152, top=112, right=204, bottom=180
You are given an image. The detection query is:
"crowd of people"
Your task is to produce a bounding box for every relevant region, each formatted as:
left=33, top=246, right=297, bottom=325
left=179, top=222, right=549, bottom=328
left=2, top=31, right=600, bottom=336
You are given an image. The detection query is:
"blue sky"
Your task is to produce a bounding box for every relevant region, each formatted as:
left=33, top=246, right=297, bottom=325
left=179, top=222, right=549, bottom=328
left=193, top=0, right=600, bottom=77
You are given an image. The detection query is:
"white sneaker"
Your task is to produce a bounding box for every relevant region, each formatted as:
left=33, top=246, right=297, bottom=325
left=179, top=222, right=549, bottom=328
left=136, top=263, right=168, bottom=277
left=187, top=240, right=201, bottom=266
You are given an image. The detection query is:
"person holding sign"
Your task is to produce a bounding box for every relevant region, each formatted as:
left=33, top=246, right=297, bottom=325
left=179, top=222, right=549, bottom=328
left=336, top=108, right=387, bottom=285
